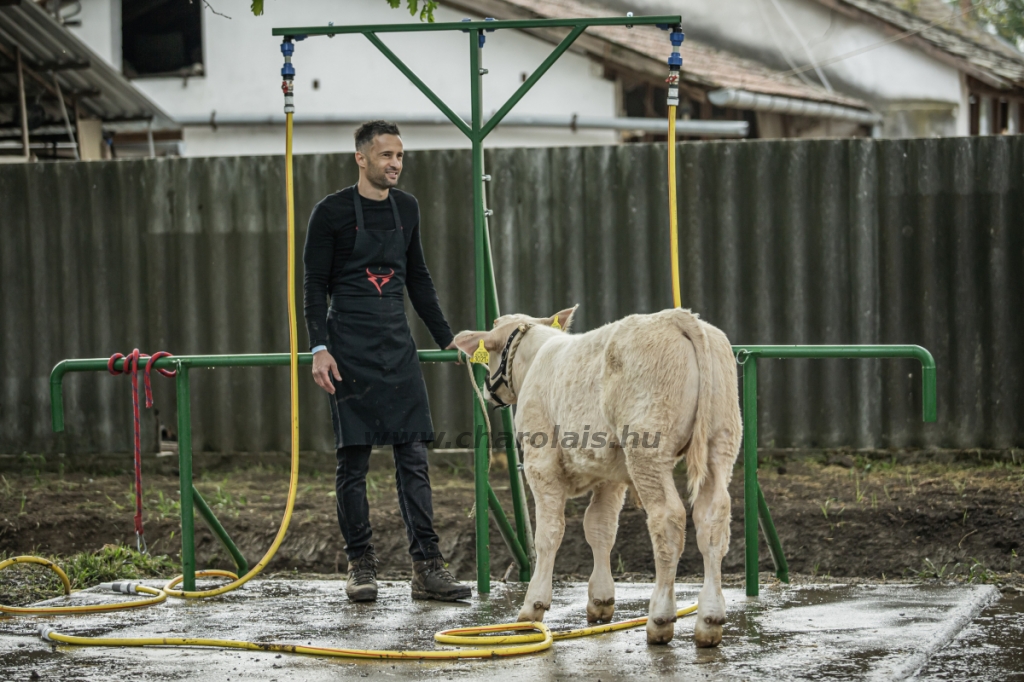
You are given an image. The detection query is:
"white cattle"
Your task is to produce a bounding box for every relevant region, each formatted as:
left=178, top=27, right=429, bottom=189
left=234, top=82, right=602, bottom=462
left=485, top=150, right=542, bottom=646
left=453, top=306, right=741, bottom=646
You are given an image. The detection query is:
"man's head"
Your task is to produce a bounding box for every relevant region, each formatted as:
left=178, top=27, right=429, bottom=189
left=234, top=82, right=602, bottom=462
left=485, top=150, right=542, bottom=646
left=354, top=120, right=403, bottom=191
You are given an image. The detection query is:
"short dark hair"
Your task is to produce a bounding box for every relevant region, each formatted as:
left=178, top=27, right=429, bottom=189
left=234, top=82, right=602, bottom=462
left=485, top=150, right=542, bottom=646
left=354, top=120, right=401, bottom=151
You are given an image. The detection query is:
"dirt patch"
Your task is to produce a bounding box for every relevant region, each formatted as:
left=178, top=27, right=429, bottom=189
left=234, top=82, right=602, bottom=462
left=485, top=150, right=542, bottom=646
left=1, top=451, right=1022, bottom=586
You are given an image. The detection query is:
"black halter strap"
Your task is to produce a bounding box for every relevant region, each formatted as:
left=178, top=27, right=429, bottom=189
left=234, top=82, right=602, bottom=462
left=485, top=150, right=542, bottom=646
left=485, top=325, right=528, bottom=408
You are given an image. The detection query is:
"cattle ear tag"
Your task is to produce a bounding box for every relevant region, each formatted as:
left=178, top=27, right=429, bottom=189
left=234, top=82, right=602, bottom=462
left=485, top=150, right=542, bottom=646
left=550, top=317, right=562, bottom=330
left=471, top=339, right=490, bottom=364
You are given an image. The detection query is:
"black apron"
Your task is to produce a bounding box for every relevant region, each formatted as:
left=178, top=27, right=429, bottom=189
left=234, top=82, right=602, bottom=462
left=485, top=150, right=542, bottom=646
left=327, top=187, right=434, bottom=447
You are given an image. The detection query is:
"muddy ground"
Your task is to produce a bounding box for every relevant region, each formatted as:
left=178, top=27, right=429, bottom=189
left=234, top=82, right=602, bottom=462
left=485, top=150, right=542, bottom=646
left=1, top=449, right=1022, bottom=585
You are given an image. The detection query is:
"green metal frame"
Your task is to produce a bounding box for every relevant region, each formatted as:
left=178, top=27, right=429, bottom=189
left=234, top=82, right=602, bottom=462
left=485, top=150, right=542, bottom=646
left=45, top=15, right=941, bottom=600
left=270, top=14, right=683, bottom=594
left=732, top=345, right=937, bottom=597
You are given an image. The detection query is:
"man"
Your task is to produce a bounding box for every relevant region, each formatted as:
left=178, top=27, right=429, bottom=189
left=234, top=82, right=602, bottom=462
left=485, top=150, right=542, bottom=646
left=303, top=120, right=470, bottom=603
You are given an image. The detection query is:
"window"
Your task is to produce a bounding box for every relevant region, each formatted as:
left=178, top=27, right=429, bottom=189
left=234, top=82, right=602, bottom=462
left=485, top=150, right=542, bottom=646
left=122, top=0, right=204, bottom=78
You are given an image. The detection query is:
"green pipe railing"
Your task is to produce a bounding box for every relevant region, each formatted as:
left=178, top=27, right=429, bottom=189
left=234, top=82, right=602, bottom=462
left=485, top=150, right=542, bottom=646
left=732, top=344, right=937, bottom=596
left=49, top=349, right=499, bottom=591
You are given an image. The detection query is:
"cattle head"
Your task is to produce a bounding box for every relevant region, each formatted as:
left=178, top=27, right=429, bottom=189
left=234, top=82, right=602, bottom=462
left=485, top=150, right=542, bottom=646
left=452, top=305, right=578, bottom=406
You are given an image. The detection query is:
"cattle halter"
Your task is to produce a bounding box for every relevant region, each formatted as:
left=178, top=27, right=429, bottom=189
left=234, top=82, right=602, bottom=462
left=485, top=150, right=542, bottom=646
left=484, top=323, right=531, bottom=407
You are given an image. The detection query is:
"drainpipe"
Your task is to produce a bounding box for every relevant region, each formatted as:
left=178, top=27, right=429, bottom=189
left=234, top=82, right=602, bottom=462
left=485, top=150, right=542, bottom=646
left=708, top=88, right=881, bottom=125
left=978, top=96, right=993, bottom=135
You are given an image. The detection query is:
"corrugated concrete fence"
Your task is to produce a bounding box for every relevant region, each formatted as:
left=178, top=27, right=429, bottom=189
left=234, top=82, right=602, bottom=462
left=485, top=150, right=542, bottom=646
left=1, top=136, right=1021, bottom=456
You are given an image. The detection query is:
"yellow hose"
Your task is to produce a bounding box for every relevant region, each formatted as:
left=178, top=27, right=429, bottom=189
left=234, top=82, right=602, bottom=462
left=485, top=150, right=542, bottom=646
left=668, top=104, right=681, bottom=308
left=2, top=108, right=700, bottom=662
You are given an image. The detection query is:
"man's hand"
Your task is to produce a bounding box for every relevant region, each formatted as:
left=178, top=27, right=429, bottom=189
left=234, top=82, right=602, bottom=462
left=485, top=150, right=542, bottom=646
left=445, top=340, right=463, bottom=365
left=312, top=349, right=342, bottom=394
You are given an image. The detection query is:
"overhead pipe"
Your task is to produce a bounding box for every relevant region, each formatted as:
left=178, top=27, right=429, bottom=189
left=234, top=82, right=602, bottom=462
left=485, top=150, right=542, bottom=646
left=176, top=112, right=749, bottom=137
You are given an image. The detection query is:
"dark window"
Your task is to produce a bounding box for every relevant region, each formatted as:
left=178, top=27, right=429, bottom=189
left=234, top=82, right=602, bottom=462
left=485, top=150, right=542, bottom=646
left=122, top=0, right=203, bottom=78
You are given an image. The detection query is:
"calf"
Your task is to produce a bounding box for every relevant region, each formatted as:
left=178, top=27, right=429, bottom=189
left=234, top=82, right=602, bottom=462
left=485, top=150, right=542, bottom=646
left=453, top=307, right=741, bottom=646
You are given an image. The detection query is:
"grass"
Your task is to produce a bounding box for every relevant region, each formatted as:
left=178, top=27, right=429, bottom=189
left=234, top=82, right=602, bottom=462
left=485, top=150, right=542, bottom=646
left=0, top=545, right=176, bottom=607
left=917, top=557, right=992, bottom=584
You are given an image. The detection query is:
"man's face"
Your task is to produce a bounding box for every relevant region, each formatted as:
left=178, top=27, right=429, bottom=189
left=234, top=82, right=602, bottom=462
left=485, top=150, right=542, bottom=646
left=356, top=134, right=403, bottom=190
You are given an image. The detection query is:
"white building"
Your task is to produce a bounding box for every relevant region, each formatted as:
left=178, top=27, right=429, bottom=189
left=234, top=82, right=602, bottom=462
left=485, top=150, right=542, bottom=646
left=60, top=0, right=880, bottom=157
left=613, top=0, right=1024, bottom=137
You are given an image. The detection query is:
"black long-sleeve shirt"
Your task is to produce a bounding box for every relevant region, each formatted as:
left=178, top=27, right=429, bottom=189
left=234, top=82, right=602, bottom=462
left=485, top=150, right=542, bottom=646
left=302, top=186, right=454, bottom=352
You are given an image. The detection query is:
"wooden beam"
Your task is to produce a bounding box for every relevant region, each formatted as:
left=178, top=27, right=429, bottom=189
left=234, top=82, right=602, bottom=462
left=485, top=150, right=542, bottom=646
left=15, top=45, right=29, bottom=159
left=0, top=60, right=90, bottom=74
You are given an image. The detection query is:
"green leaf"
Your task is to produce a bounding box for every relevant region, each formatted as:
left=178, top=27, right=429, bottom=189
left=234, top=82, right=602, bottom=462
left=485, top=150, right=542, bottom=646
left=251, top=0, right=263, bottom=16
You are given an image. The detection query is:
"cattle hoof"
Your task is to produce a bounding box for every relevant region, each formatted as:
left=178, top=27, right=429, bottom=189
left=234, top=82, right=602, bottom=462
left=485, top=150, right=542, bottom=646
left=646, top=620, right=675, bottom=645
left=587, top=598, right=615, bottom=624
left=517, top=602, right=549, bottom=623
left=693, top=621, right=723, bottom=648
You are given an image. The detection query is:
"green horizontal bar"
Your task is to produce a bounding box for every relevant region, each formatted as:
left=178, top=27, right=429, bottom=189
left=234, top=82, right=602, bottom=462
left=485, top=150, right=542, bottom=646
left=192, top=485, right=249, bottom=576
left=273, top=15, right=682, bottom=37
left=49, top=350, right=458, bottom=432
left=730, top=344, right=936, bottom=423
left=487, top=483, right=530, bottom=575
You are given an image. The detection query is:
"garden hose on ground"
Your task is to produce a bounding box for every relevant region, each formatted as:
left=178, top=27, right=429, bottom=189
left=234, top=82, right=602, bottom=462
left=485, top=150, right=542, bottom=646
left=1, top=87, right=700, bottom=664
left=35, top=606, right=698, bottom=660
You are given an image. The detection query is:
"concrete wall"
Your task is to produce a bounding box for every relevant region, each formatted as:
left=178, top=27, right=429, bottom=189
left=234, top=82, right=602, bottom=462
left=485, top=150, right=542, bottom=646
left=1, top=136, right=1021, bottom=457
left=611, top=0, right=968, bottom=137
left=70, top=0, right=618, bottom=154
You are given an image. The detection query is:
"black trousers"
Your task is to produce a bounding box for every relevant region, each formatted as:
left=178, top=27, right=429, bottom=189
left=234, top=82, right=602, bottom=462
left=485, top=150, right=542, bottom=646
left=335, top=441, right=441, bottom=562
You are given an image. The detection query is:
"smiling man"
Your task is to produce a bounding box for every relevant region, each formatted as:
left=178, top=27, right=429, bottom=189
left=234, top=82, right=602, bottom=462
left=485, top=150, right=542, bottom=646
left=302, top=120, right=469, bottom=603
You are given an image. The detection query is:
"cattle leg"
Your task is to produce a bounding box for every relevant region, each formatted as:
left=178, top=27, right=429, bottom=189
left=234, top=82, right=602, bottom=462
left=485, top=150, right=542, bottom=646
left=584, top=482, right=627, bottom=623
left=628, top=456, right=687, bottom=645
left=691, top=449, right=733, bottom=647
left=517, top=470, right=567, bottom=623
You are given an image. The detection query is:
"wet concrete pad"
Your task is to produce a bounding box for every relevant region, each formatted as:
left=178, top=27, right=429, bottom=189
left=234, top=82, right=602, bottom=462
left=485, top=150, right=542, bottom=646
left=0, top=580, right=1000, bottom=681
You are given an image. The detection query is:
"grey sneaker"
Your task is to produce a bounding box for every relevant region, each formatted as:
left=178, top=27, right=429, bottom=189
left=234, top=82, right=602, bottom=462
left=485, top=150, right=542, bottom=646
left=345, top=551, right=379, bottom=602
left=411, top=556, right=472, bottom=602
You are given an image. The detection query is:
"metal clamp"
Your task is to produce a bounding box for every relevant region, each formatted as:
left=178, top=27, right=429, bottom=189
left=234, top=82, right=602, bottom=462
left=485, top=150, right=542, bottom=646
left=666, top=28, right=684, bottom=107
left=735, top=348, right=751, bottom=366
left=281, top=38, right=296, bottom=114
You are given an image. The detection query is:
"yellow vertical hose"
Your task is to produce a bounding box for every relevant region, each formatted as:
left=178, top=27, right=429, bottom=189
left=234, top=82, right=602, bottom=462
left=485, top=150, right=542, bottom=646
left=668, top=105, right=681, bottom=308
left=159, top=113, right=302, bottom=600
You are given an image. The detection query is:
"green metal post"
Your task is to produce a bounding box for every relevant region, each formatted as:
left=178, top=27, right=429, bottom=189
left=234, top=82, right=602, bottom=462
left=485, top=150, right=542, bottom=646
left=742, top=355, right=759, bottom=597
left=502, top=407, right=532, bottom=581
left=175, top=364, right=196, bottom=591
left=481, top=193, right=532, bottom=581
left=192, top=485, right=249, bottom=576
left=756, top=483, right=788, bottom=583
left=470, top=28, right=490, bottom=594
left=486, top=483, right=530, bottom=574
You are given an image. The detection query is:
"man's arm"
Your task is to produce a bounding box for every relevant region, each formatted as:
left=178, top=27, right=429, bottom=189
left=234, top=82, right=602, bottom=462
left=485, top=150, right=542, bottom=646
left=303, top=201, right=342, bottom=393
left=405, top=210, right=455, bottom=349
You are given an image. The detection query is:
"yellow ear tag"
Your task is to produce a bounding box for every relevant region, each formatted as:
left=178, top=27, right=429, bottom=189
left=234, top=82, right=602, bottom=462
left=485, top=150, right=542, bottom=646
left=551, top=317, right=562, bottom=330
left=471, top=339, right=490, bottom=364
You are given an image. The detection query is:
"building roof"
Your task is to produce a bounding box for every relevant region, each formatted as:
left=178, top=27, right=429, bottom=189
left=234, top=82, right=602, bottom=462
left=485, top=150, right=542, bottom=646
left=442, top=0, right=873, bottom=110
left=0, top=0, right=176, bottom=132
left=812, top=0, right=1024, bottom=89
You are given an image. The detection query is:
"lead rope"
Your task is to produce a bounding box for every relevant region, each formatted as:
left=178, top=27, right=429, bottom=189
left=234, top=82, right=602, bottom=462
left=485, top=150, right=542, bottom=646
left=465, top=358, right=493, bottom=477
left=107, top=350, right=176, bottom=554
